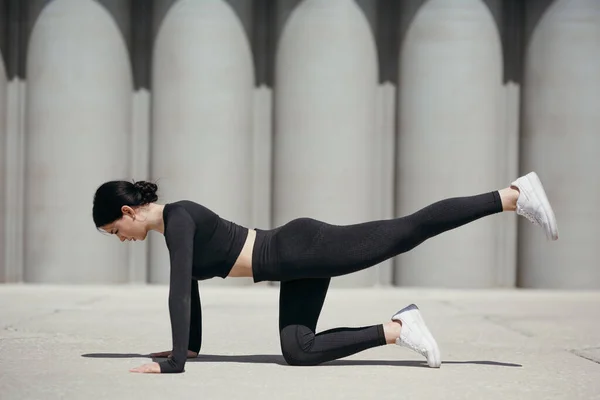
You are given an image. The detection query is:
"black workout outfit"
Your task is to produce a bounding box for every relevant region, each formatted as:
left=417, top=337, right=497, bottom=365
left=158, top=192, right=504, bottom=373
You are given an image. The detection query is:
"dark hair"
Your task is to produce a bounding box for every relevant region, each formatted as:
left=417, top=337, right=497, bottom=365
left=92, top=180, right=158, bottom=228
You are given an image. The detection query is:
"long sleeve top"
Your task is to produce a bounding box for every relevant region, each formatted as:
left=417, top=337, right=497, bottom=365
left=157, top=201, right=248, bottom=373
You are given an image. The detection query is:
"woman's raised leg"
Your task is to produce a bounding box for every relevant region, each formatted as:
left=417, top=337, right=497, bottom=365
left=271, top=172, right=558, bottom=281
left=273, top=191, right=503, bottom=280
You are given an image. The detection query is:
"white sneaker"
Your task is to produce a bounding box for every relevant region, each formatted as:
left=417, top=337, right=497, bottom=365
left=392, top=304, right=441, bottom=368
left=511, top=171, right=559, bottom=241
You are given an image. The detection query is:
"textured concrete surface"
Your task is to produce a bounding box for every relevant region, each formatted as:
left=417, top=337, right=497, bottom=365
left=1, top=285, right=599, bottom=400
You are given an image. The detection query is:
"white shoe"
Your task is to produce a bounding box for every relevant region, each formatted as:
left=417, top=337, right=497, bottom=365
left=392, top=304, right=441, bottom=368
left=511, top=171, right=559, bottom=241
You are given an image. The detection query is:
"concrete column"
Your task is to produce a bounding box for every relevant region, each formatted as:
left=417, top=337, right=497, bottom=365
left=0, top=47, right=5, bottom=282
left=273, top=0, right=378, bottom=287
left=25, top=0, right=132, bottom=283
left=519, top=0, right=600, bottom=289
left=3, top=0, right=46, bottom=283
left=395, top=0, right=503, bottom=288
left=150, top=0, right=254, bottom=286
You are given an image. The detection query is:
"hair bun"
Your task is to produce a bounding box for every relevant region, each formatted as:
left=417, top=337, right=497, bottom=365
left=133, top=181, right=158, bottom=204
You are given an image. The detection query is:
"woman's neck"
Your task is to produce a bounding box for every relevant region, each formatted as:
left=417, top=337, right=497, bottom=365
left=145, top=203, right=166, bottom=234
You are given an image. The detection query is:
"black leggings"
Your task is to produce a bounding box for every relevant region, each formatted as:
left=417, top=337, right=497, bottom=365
left=252, top=191, right=503, bottom=366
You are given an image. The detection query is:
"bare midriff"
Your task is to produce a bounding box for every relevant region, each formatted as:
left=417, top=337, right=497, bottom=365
left=227, top=228, right=256, bottom=278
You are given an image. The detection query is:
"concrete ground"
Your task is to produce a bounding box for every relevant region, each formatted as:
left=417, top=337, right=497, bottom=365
left=0, top=284, right=599, bottom=400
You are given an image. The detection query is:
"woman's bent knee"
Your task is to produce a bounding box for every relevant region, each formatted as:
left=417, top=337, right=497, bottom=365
left=280, top=325, right=319, bottom=366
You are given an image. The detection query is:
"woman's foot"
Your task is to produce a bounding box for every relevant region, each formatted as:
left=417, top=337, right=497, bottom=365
left=390, top=304, right=441, bottom=368
left=509, top=171, right=559, bottom=241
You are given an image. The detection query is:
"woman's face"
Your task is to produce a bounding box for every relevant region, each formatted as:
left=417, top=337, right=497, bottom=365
left=101, top=206, right=148, bottom=242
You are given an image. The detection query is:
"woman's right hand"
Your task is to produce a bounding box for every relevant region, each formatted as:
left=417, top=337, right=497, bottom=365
left=150, top=350, right=198, bottom=359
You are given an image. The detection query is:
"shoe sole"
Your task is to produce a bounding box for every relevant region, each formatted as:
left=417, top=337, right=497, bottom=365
left=394, top=304, right=442, bottom=368
left=525, top=172, right=559, bottom=241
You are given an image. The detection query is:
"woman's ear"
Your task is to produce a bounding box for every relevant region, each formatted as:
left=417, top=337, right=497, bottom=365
left=121, top=205, right=136, bottom=220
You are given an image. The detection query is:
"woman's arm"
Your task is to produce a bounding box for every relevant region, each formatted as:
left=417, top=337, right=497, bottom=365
left=188, top=279, right=202, bottom=354
left=158, top=206, right=196, bottom=373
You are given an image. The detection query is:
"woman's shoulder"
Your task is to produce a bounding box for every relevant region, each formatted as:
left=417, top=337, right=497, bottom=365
left=164, top=200, right=220, bottom=223
left=165, top=200, right=198, bottom=211
left=163, top=200, right=220, bottom=241
left=162, top=201, right=201, bottom=240
left=166, top=200, right=216, bottom=214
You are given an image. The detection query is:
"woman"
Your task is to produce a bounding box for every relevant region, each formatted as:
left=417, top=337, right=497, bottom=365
left=92, top=171, right=558, bottom=374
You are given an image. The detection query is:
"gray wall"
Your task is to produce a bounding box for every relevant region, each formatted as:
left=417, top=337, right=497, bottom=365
left=1, top=0, right=599, bottom=289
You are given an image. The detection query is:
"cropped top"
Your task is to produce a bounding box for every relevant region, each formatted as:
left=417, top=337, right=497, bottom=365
left=158, top=200, right=248, bottom=373
left=164, top=200, right=248, bottom=280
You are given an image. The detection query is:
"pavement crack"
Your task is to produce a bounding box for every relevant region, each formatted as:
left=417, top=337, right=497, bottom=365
left=570, top=348, right=600, bottom=365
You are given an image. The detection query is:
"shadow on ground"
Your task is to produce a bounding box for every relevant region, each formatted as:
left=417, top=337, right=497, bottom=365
left=81, top=353, right=522, bottom=368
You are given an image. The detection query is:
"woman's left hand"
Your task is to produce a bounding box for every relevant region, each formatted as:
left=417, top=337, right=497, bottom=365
left=130, top=362, right=161, bottom=374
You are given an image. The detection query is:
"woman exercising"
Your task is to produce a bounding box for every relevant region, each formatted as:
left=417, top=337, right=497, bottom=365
left=92, top=171, right=558, bottom=374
